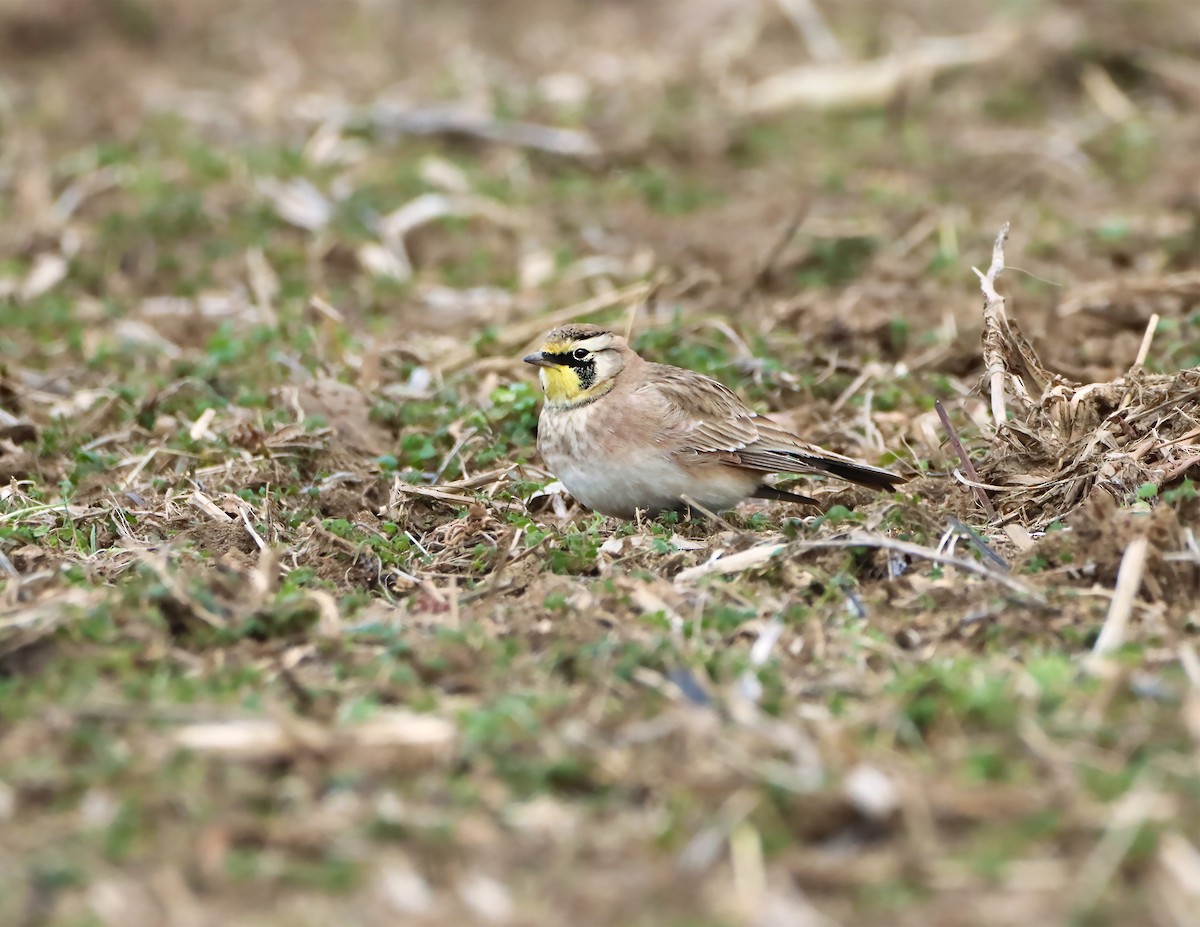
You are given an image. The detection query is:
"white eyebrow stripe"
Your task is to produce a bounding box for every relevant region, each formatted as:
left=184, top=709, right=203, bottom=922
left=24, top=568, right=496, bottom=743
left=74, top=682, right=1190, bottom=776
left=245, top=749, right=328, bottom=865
left=576, top=334, right=614, bottom=351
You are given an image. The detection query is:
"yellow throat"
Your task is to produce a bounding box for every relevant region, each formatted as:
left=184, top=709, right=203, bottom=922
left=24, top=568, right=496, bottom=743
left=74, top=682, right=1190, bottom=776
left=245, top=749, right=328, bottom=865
left=538, top=362, right=614, bottom=408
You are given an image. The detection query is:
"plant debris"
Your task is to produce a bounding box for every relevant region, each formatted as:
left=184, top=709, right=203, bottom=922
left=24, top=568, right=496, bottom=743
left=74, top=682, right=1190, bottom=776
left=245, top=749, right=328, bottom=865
left=1, top=3, right=1199, bottom=926
left=978, top=225, right=1200, bottom=524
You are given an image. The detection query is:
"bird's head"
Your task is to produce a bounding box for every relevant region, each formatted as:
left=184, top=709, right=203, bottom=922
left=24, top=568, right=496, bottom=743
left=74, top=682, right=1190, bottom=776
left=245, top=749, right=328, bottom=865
left=523, top=324, right=629, bottom=407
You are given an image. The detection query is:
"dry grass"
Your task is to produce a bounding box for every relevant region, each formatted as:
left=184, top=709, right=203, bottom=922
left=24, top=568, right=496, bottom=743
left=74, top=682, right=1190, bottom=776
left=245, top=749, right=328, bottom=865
left=2, top=1, right=1200, bottom=925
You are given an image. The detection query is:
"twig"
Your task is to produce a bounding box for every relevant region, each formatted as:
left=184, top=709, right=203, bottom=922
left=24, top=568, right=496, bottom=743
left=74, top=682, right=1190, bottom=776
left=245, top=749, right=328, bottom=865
left=674, top=542, right=787, bottom=584
left=775, top=0, right=844, bottom=62
left=237, top=503, right=268, bottom=552
left=974, top=222, right=1011, bottom=429
left=437, top=468, right=517, bottom=491
left=1089, top=535, right=1149, bottom=666
left=946, top=517, right=1008, bottom=570
left=830, top=362, right=882, bottom=413
left=679, top=495, right=737, bottom=532
left=1124, top=388, right=1200, bottom=425
left=629, top=271, right=665, bottom=335
left=433, top=428, right=480, bottom=483
left=935, top=399, right=997, bottom=519
left=788, top=531, right=1046, bottom=604
left=369, top=102, right=600, bottom=159
left=0, top=501, right=92, bottom=525
left=623, top=288, right=642, bottom=342
left=392, top=482, right=517, bottom=510
left=1056, top=269, right=1200, bottom=319
left=1081, top=64, right=1137, bottom=124
left=188, top=490, right=233, bottom=523
left=736, top=198, right=811, bottom=302
left=1068, top=776, right=1163, bottom=916
left=1158, top=833, right=1200, bottom=915
left=478, top=527, right=521, bottom=615
left=1118, top=313, right=1162, bottom=414
left=1132, top=313, right=1160, bottom=371
left=974, top=221, right=1010, bottom=319
left=730, top=822, right=767, bottom=918
left=740, top=26, right=1018, bottom=114
left=120, top=447, right=160, bottom=491
left=1179, top=643, right=1200, bottom=689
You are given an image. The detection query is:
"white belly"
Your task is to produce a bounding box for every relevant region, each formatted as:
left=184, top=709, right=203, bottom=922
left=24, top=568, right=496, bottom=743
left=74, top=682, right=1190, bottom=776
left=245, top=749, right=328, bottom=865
left=555, top=453, right=699, bottom=517
left=539, top=409, right=754, bottom=517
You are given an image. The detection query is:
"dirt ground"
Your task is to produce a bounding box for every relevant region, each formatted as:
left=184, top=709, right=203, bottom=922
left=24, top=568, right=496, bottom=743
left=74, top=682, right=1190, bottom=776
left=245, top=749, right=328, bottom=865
left=2, top=1, right=1200, bottom=925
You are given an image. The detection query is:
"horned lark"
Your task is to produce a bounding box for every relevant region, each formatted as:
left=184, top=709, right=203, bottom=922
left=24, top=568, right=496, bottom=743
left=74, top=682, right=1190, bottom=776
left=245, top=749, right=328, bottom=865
left=523, top=324, right=903, bottom=518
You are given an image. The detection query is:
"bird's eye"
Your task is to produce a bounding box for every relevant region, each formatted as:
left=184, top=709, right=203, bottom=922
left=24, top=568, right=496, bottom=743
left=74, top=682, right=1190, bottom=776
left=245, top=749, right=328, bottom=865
left=572, top=348, right=589, bottom=361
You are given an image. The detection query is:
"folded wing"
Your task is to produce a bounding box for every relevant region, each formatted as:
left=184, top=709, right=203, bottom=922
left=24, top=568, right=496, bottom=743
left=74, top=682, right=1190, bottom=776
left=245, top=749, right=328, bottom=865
left=638, top=365, right=902, bottom=492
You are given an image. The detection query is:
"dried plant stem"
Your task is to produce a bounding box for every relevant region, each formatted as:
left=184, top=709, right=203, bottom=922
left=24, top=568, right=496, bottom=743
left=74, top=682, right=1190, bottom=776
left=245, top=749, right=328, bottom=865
left=775, top=0, right=844, bottom=62
left=238, top=503, right=268, bottom=552
left=678, top=495, right=737, bottom=532
left=789, top=532, right=1045, bottom=603
left=975, top=223, right=1010, bottom=429
left=935, top=399, right=997, bottom=520
left=741, top=26, right=1018, bottom=114
left=478, top=527, right=521, bottom=615
left=371, top=102, right=600, bottom=159
left=1089, top=535, right=1149, bottom=665
left=1132, top=312, right=1160, bottom=370
left=1068, top=777, right=1161, bottom=916
left=738, top=198, right=811, bottom=302
left=674, top=542, right=787, bottom=584
left=1117, top=314, right=1162, bottom=414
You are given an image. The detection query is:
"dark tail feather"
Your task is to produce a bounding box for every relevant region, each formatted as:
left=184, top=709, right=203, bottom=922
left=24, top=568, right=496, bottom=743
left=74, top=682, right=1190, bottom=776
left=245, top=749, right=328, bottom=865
left=798, top=457, right=901, bottom=492
left=752, top=485, right=820, bottom=507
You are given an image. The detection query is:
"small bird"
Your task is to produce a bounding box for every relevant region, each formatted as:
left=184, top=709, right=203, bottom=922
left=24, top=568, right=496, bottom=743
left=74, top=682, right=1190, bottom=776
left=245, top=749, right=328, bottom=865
left=523, top=324, right=904, bottom=518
